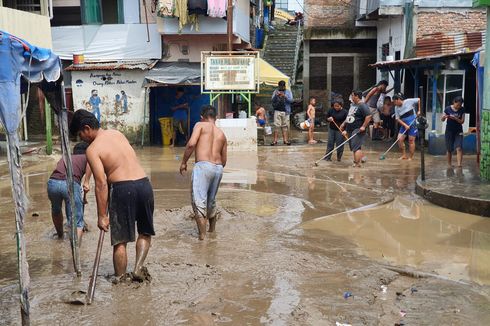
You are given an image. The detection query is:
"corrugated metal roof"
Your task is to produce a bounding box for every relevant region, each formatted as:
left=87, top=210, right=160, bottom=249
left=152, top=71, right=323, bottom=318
left=65, top=60, right=159, bottom=71
left=370, top=49, right=479, bottom=69
left=415, top=31, right=485, bottom=57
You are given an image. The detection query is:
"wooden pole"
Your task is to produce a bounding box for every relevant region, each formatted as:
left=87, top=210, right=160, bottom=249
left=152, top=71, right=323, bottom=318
left=45, top=98, right=52, bottom=155
left=227, top=0, right=233, bottom=52
left=6, top=132, right=30, bottom=325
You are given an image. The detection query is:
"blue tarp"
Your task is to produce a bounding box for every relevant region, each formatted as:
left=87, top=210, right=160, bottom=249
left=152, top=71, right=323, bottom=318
left=0, top=30, right=61, bottom=134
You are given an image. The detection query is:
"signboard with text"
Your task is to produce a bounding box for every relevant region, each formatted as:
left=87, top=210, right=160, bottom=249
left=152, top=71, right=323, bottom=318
left=202, top=52, right=259, bottom=93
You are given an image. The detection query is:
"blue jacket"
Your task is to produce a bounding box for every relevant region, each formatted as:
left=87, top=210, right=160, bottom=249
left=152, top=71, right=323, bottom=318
left=271, top=89, right=293, bottom=114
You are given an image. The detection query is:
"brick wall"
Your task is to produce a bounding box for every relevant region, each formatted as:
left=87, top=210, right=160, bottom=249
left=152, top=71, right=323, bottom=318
left=304, top=0, right=357, bottom=29
left=416, top=9, right=486, bottom=39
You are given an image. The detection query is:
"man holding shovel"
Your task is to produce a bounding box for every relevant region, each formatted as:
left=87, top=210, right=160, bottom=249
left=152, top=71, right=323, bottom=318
left=70, top=110, right=155, bottom=283
left=339, top=91, right=372, bottom=168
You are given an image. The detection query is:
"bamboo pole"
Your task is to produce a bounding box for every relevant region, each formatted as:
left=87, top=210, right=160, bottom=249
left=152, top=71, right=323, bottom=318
left=6, top=132, right=30, bottom=325
left=45, top=99, right=52, bottom=155
left=59, top=107, right=81, bottom=276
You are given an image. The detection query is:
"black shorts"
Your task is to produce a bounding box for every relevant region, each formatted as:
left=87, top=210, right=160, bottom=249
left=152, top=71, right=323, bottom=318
left=348, top=129, right=366, bottom=152
left=445, top=131, right=463, bottom=153
left=109, top=177, right=155, bottom=246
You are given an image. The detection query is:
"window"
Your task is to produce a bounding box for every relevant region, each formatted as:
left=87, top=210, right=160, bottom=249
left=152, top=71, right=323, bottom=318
left=426, top=70, right=465, bottom=114
left=275, top=0, right=288, bottom=10
left=81, top=0, right=124, bottom=24
left=2, top=0, right=45, bottom=14
left=425, top=70, right=465, bottom=132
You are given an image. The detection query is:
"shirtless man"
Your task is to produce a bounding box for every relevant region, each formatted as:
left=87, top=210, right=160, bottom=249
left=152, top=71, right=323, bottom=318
left=180, top=105, right=227, bottom=240
left=69, top=109, right=155, bottom=281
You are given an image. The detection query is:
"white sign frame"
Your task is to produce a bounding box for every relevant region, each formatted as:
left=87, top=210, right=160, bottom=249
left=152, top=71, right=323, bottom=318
left=201, top=51, right=260, bottom=93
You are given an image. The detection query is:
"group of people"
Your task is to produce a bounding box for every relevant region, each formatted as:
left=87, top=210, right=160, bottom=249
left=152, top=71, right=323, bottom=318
left=47, top=105, right=227, bottom=282
left=256, top=80, right=466, bottom=168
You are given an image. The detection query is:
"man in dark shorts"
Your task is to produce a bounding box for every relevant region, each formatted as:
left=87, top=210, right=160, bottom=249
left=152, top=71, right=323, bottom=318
left=442, top=96, right=465, bottom=167
left=70, top=109, right=155, bottom=282
left=339, top=91, right=372, bottom=167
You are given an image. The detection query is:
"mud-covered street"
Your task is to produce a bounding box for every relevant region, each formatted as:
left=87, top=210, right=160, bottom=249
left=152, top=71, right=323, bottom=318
left=1, top=145, right=489, bottom=325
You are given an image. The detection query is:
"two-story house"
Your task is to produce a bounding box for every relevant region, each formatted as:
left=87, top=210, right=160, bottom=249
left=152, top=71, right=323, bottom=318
left=50, top=0, right=257, bottom=146
left=359, top=0, right=485, bottom=138
left=303, top=0, right=377, bottom=108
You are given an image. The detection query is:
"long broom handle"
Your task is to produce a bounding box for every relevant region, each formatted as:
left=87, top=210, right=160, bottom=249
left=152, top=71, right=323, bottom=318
left=86, top=230, right=105, bottom=305
left=331, top=120, right=348, bottom=140
left=381, top=118, right=417, bottom=157
left=315, top=132, right=358, bottom=164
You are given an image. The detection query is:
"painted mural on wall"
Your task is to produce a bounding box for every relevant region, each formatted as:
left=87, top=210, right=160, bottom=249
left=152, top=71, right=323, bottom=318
left=71, top=70, right=147, bottom=140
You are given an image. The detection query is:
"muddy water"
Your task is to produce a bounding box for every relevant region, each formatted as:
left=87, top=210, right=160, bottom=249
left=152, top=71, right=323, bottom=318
left=0, top=146, right=489, bottom=325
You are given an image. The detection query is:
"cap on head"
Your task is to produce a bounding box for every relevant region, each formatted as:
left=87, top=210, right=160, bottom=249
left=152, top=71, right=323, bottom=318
left=69, top=109, right=100, bottom=137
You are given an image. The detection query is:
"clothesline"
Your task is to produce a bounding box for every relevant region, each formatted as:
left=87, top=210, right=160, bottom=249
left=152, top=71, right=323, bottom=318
left=156, top=0, right=227, bottom=32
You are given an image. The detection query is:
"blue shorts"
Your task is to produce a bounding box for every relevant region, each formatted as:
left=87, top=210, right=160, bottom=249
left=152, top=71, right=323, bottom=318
left=191, top=161, right=224, bottom=219
left=399, top=115, right=418, bottom=137
left=47, top=179, right=84, bottom=228
left=258, top=119, right=266, bottom=127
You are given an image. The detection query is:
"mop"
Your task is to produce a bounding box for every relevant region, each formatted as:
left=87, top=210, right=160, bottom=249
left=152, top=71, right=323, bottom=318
left=314, top=132, right=359, bottom=166
left=379, top=118, right=417, bottom=160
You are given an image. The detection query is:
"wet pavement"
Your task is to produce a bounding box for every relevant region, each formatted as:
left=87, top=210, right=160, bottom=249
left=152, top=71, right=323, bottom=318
left=0, top=140, right=489, bottom=325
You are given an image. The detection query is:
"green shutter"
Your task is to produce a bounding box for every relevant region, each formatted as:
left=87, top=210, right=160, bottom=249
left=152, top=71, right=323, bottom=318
left=81, top=0, right=102, bottom=24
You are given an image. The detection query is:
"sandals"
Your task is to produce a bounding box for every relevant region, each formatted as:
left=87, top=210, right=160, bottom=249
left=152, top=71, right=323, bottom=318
left=270, top=141, right=278, bottom=146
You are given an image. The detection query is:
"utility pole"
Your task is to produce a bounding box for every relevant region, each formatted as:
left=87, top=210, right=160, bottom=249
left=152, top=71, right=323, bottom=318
left=227, top=0, right=233, bottom=51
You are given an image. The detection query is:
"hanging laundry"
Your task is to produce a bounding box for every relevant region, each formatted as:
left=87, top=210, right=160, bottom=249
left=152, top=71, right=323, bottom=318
left=174, top=0, right=189, bottom=30
left=156, top=0, right=175, bottom=17
left=188, top=0, right=207, bottom=15
left=175, top=0, right=200, bottom=32
left=207, top=0, right=226, bottom=18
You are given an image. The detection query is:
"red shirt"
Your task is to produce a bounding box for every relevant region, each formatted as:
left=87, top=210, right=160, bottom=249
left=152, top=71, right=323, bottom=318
left=50, top=154, right=87, bottom=184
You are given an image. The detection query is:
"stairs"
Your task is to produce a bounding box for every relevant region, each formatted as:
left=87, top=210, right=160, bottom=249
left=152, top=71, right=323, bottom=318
left=262, top=23, right=301, bottom=80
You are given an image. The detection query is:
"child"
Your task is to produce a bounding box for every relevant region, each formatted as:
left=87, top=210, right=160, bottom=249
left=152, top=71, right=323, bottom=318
left=47, top=142, right=91, bottom=244
left=255, top=104, right=267, bottom=127
left=307, top=97, right=317, bottom=144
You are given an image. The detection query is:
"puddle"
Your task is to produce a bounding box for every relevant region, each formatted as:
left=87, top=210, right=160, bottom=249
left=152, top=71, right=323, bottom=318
left=302, top=195, right=490, bottom=285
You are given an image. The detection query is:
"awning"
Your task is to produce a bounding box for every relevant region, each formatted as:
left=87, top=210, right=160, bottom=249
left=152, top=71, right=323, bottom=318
left=144, top=58, right=290, bottom=88
left=258, top=58, right=290, bottom=87
left=145, top=61, right=201, bottom=86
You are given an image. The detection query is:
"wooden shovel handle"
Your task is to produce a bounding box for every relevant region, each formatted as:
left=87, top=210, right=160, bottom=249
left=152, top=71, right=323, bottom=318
left=86, top=230, right=105, bottom=305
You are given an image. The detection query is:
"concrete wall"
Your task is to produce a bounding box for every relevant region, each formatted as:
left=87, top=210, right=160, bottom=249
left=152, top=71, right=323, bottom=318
left=375, top=16, right=404, bottom=86
left=71, top=70, right=148, bottom=141
left=0, top=7, right=52, bottom=48
left=216, top=118, right=257, bottom=152
left=162, top=35, right=229, bottom=62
